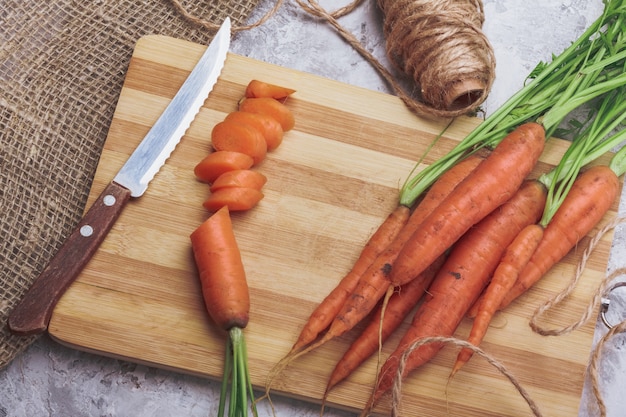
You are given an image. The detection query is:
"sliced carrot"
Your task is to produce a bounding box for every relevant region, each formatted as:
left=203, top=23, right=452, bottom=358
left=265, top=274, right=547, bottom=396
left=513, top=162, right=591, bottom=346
left=245, top=79, right=296, bottom=100
left=239, top=97, right=295, bottom=132
left=225, top=111, right=285, bottom=151
left=194, top=151, right=255, bottom=183
left=211, top=119, right=267, bottom=165
left=209, top=169, right=268, bottom=192
left=203, top=187, right=264, bottom=212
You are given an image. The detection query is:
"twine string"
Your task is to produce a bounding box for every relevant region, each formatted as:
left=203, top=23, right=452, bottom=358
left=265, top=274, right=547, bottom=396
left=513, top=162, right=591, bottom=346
left=391, top=336, right=544, bottom=417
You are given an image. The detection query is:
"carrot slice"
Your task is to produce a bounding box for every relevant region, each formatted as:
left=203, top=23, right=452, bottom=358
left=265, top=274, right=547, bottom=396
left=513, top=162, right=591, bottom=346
left=225, top=111, right=284, bottom=151
left=239, top=97, right=295, bottom=132
left=245, top=79, right=296, bottom=99
left=203, top=187, right=264, bottom=212
left=211, top=119, right=267, bottom=165
left=210, top=169, right=267, bottom=192
left=194, top=151, right=254, bottom=183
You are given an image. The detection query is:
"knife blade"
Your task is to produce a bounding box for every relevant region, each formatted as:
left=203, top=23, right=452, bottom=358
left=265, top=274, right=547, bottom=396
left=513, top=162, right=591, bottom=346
left=8, top=18, right=232, bottom=336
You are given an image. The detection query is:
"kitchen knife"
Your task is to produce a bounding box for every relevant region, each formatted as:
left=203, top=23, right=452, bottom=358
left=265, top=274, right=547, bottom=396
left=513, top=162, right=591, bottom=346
left=8, top=18, right=232, bottom=336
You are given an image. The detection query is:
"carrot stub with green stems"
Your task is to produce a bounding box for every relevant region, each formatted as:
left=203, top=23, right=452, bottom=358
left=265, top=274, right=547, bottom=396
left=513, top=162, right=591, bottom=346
left=190, top=206, right=256, bottom=417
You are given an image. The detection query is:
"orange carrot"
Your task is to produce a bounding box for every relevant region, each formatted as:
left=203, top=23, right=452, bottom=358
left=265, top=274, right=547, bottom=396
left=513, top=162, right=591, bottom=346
left=287, top=154, right=483, bottom=354
left=451, top=187, right=546, bottom=376
left=265, top=153, right=482, bottom=396
left=190, top=206, right=249, bottom=331
left=289, top=205, right=411, bottom=354
left=194, top=151, right=254, bottom=183
left=211, top=119, right=268, bottom=165
left=239, top=97, right=295, bottom=132
left=245, top=79, right=296, bottom=100
left=389, top=122, right=546, bottom=287
left=210, top=169, right=268, bottom=192
left=363, top=178, right=547, bottom=411
left=189, top=206, right=256, bottom=416
left=225, top=111, right=285, bottom=151
left=499, top=164, right=619, bottom=309
left=203, top=187, right=264, bottom=212
left=323, top=254, right=445, bottom=396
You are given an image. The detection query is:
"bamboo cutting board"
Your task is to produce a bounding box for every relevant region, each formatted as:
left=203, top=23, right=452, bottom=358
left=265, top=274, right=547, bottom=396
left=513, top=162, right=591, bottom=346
left=49, top=35, right=620, bottom=417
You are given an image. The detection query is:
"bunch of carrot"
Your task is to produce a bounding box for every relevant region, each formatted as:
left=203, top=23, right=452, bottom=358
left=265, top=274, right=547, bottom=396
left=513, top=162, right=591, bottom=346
left=189, top=80, right=295, bottom=417
left=194, top=79, right=295, bottom=212
left=265, top=1, right=626, bottom=414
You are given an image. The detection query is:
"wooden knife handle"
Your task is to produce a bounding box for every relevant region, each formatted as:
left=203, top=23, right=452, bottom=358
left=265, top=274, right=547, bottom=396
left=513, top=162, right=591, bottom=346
left=7, top=181, right=132, bottom=336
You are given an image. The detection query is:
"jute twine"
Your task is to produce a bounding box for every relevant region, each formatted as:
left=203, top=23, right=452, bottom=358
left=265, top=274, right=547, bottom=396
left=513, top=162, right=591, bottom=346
left=294, top=0, right=496, bottom=119
left=389, top=216, right=626, bottom=417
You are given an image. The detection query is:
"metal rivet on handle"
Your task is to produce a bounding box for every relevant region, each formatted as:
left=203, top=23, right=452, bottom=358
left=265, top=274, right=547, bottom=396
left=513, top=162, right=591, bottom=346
left=80, top=225, right=94, bottom=237
left=600, top=281, right=626, bottom=329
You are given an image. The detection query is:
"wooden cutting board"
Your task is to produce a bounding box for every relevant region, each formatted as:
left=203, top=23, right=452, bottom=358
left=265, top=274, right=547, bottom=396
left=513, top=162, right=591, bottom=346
left=49, top=35, right=620, bottom=417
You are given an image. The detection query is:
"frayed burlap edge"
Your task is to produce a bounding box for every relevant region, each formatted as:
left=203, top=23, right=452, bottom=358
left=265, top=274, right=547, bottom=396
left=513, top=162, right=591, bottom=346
left=0, top=0, right=260, bottom=369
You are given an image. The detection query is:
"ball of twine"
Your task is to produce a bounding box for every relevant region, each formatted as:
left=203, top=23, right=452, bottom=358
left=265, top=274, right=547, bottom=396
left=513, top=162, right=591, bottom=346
left=378, top=0, right=495, bottom=113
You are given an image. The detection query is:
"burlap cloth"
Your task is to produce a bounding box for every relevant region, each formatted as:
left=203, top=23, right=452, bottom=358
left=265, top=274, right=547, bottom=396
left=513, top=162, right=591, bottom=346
left=0, top=0, right=259, bottom=369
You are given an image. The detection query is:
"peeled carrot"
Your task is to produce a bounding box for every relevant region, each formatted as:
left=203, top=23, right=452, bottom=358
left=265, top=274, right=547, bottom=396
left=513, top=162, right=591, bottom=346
left=225, top=111, right=285, bottom=151
left=190, top=205, right=249, bottom=331
left=499, top=164, right=619, bottom=309
left=363, top=178, right=547, bottom=412
left=239, top=97, right=295, bottom=132
left=451, top=186, right=546, bottom=376
left=211, top=119, right=267, bottom=165
left=245, top=79, right=296, bottom=100
left=210, top=169, right=267, bottom=192
left=203, top=187, right=264, bottom=212
left=189, top=206, right=256, bottom=416
left=389, top=122, right=546, bottom=287
left=194, top=151, right=254, bottom=183
left=323, top=255, right=445, bottom=396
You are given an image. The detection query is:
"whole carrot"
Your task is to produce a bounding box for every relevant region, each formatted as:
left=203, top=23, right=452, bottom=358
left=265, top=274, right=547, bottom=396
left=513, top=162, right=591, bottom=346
left=304, top=154, right=485, bottom=351
left=362, top=178, right=547, bottom=412
left=290, top=204, right=411, bottom=354
left=190, top=206, right=256, bottom=417
left=499, top=164, right=619, bottom=309
left=451, top=199, right=546, bottom=376
left=389, top=122, right=546, bottom=287
left=265, top=154, right=482, bottom=393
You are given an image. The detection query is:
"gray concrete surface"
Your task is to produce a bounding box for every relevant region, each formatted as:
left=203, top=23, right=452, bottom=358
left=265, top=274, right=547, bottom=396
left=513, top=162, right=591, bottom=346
left=2, top=1, right=626, bottom=416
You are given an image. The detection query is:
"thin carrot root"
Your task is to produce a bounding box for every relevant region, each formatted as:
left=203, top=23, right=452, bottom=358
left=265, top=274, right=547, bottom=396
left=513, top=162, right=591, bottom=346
left=451, top=221, right=545, bottom=377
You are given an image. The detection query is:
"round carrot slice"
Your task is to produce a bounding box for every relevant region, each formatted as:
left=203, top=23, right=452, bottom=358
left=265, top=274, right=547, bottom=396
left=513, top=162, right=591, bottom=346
left=211, top=119, right=267, bottom=165
left=225, top=111, right=284, bottom=151
left=239, top=97, right=295, bottom=132
left=210, top=169, right=267, bottom=192
left=194, top=151, right=254, bottom=183
left=203, top=187, right=265, bottom=212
